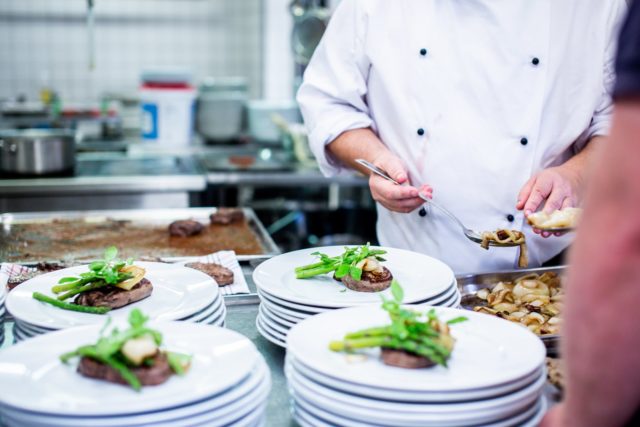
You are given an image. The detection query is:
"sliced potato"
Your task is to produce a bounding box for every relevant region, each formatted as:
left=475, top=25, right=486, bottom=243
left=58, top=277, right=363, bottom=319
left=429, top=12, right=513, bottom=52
left=115, top=265, right=146, bottom=291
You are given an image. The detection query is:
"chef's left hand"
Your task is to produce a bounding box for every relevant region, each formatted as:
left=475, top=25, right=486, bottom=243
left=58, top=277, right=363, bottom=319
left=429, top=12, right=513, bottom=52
left=516, top=165, right=582, bottom=238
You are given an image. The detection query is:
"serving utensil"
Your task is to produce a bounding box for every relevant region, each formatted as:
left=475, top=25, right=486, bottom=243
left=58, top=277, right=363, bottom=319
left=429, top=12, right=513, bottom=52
left=355, top=159, right=520, bottom=247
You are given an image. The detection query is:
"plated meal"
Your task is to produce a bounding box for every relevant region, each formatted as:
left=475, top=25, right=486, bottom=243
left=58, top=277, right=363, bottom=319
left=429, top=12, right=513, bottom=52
left=329, top=281, right=466, bottom=368
left=471, top=272, right=563, bottom=335
left=527, top=207, right=582, bottom=230
left=480, top=229, right=528, bottom=268
left=61, top=309, right=191, bottom=391
left=295, top=244, right=393, bottom=292
left=31, top=246, right=150, bottom=314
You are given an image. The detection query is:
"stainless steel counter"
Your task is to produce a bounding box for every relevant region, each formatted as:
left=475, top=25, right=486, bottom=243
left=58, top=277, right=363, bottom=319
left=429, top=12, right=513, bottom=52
left=0, top=152, right=206, bottom=196
left=1, top=259, right=562, bottom=426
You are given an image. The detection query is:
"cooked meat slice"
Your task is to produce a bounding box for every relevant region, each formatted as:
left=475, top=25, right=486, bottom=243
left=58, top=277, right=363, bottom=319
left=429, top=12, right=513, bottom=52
left=75, top=279, right=153, bottom=309
left=168, top=220, right=204, bottom=237
left=185, top=262, right=234, bottom=286
left=209, top=208, right=244, bottom=225
left=381, top=348, right=435, bottom=369
left=78, top=352, right=172, bottom=387
left=341, top=267, right=393, bottom=293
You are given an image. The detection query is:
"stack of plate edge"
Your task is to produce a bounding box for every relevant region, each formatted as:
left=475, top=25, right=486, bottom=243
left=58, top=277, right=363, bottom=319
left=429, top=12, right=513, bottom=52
left=11, top=293, right=227, bottom=344
left=0, top=358, right=271, bottom=427
left=285, top=355, right=547, bottom=427
left=256, top=281, right=462, bottom=348
left=0, top=287, right=6, bottom=345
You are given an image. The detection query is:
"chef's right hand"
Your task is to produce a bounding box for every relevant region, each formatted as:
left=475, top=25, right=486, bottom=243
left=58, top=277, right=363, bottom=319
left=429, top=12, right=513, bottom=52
left=368, top=154, right=432, bottom=213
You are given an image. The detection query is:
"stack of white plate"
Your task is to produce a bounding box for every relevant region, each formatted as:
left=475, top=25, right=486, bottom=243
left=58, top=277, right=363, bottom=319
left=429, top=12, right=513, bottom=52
left=0, top=284, right=6, bottom=344
left=254, top=246, right=460, bottom=347
left=286, top=305, right=548, bottom=427
left=0, top=321, right=270, bottom=427
left=6, top=262, right=226, bottom=343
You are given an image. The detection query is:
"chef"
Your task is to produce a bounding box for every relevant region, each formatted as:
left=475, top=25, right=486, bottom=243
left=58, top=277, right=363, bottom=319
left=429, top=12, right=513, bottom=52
left=297, top=0, right=627, bottom=273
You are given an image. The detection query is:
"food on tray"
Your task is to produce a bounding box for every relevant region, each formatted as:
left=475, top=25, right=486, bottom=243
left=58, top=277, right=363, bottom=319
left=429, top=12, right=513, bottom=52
left=527, top=207, right=582, bottom=230
left=480, top=229, right=528, bottom=268
left=185, top=262, right=234, bottom=286
left=472, top=272, right=562, bottom=335
left=7, top=262, right=67, bottom=290
left=329, top=281, right=467, bottom=368
left=1, top=213, right=266, bottom=263
left=546, top=357, right=564, bottom=392
left=31, top=246, right=151, bottom=314
left=168, top=220, right=204, bottom=237
left=210, top=208, right=244, bottom=225
left=60, top=309, right=192, bottom=390
left=295, top=244, right=393, bottom=292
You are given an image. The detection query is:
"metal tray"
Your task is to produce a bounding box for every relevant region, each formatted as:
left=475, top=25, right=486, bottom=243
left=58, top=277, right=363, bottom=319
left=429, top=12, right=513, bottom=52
left=457, top=266, right=565, bottom=356
left=0, top=208, right=280, bottom=263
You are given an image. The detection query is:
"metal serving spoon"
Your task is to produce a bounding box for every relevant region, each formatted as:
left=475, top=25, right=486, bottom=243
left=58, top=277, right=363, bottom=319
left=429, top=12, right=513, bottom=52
left=355, top=159, right=520, bottom=247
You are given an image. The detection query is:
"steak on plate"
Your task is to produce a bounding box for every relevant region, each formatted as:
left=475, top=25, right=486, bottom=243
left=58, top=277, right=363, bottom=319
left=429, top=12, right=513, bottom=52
left=380, top=348, right=435, bottom=369
left=77, top=352, right=172, bottom=387
left=168, top=220, right=204, bottom=237
left=185, top=262, right=234, bottom=286
left=341, top=267, right=393, bottom=292
left=74, top=279, right=153, bottom=309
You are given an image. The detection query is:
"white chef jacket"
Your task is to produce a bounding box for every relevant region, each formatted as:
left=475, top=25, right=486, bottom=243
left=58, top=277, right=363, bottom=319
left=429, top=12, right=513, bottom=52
left=297, top=0, right=627, bottom=274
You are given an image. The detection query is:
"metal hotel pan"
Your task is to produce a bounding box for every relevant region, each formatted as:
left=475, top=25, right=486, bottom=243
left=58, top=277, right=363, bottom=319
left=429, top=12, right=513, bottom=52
left=0, top=207, right=280, bottom=264
left=457, top=266, right=565, bottom=356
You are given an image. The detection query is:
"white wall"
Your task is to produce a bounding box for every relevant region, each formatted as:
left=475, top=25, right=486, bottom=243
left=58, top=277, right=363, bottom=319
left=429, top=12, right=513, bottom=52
left=0, top=0, right=263, bottom=103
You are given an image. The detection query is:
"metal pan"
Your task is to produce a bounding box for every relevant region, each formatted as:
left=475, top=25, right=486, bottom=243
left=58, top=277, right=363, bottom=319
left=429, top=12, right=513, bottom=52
left=0, top=208, right=280, bottom=263
left=457, top=266, right=565, bottom=356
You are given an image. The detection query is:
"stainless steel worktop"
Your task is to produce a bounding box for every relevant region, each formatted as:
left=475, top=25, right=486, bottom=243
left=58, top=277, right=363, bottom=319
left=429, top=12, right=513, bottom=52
left=0, top=152, right=206, bottom=196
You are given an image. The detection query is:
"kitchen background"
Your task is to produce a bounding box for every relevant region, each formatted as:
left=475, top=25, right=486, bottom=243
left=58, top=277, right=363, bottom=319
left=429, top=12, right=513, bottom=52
left=0, top=0, right=376, bottom=252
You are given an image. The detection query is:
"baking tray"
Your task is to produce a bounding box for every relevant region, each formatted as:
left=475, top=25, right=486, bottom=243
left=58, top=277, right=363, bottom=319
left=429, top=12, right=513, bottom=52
left=0, top=208, right=280, bottom=263
left=457, top=266, right=565, bottom=356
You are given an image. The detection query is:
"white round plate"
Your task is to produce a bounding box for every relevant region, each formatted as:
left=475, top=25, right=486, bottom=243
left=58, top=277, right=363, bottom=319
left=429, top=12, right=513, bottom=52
left=287, top=367, right=543, bottom=425
left=0, top=359, right=269, bottom=427
left=259, top=312, right=290, bottom=337
left=260, top=299, right=307, bottom=322
left=288, top=355, right=544, bottom=403
left=287, top=305, right=545, bottom=393
left=182, top=295, right=223, bottom=323
left=257, top=312, right=287, bottom=342
left=293, top=394, right=546, bottom=427
left=256, top=315, right=286, bottom=348
left=260, top=304, right=295, bottom=330
left=260, top=304, right=296, bottom=328
left=258, top=290, right=328, bottom=314
left=0, top=321, right=260, bottom=416
left=7, top=262, right=219, bottom=329
left=253, top=246, right=454, bottom=307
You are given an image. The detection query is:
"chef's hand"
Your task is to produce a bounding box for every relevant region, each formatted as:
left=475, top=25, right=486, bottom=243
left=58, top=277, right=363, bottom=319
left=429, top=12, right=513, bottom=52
left=516, top=165, right=582, bottom=238
left=368, top=153, right=433, bottom=213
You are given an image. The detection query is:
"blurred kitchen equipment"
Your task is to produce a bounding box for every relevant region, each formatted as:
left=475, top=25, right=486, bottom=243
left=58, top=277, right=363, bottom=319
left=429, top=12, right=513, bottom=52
left=86, top=0, right=95, bottom=70
left=0, top=129, right=76, bottom=176
left=271, top=114, right=315, bottom=166
left=139, top=69, right=196, bottom=146
left=291, top=0, right=330, bottom=92
left=196, top=77, right=248, bottom=143
left=247, top=100, right=301, bottom=144
left=291, top=0, right=330, bottom=66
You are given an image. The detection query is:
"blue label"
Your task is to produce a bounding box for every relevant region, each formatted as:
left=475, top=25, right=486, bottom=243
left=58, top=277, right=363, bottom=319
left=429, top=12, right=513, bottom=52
left=141, top=103, right=158, bottom=140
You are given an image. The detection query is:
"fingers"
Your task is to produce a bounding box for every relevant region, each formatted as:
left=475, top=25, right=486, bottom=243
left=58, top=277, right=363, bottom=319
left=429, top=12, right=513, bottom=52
left=373, top=154, right=408, bottom=184
left=523, top=177, right=554, bottom=215
left=371, top=175, right=418, bottom=200
left=516, top=176, right=536, bottom=210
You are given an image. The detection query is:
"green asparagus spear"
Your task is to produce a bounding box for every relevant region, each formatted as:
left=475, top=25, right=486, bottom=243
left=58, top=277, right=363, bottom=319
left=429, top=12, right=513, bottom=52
left=57, top=280, right=108, bottom=301
left=32, top=292, right=111, bottom=314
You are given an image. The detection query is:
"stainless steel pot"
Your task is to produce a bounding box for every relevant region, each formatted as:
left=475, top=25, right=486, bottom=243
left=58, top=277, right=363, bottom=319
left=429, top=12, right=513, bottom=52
left=0, top=129, right=76, bottom=175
